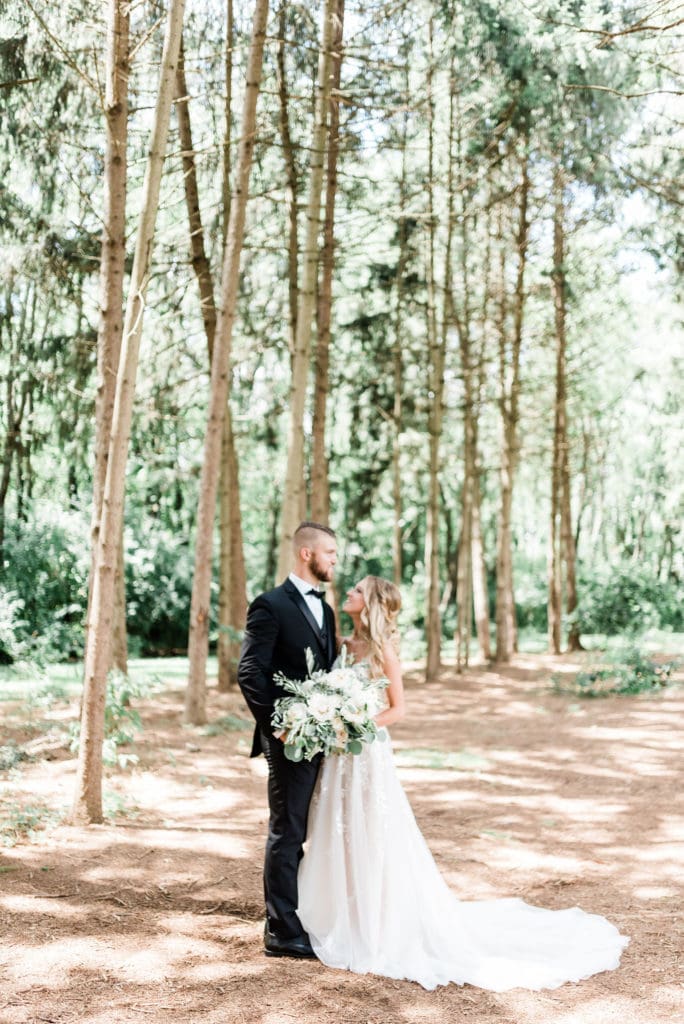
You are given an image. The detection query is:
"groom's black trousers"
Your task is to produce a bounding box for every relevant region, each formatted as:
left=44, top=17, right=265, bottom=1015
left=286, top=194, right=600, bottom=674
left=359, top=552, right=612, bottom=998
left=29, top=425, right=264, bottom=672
left=259, top=729, right=322, bottom=939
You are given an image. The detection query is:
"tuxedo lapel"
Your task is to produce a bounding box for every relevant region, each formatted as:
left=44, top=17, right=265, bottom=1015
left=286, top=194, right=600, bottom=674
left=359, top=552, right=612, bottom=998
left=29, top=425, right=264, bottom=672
left=283, top=579, right=328, bottom=660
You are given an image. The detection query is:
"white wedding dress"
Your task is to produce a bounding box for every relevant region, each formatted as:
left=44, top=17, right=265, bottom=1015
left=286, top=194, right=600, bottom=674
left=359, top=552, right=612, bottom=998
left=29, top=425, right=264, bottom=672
left=297, top=662, right=628, bottom=991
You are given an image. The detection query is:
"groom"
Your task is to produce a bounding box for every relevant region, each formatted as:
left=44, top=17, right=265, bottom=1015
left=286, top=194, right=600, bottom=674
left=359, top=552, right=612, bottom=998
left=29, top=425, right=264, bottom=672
left=237, top=521, right=338, bottom=958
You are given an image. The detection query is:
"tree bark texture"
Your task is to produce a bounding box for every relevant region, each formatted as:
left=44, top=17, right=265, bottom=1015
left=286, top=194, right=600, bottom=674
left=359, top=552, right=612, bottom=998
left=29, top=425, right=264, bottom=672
left=86, top=0, right=130, bottom=677
left=495, top=151, right=529, bottom=663
left=277, top=0, right=337, bottom=578
left=73, top=0, right=186, bottom=824
left=275, top=1, right=300, bottom=361
left=310, top=0, right=344, bottom=531
left=550, top=163, right=582, bottom=652
left=391, top=76, right=410, bottom=588
left=175, top=28, right=247, bottom=692
left=424, top=17, right=443, bottom=681
left=185, top=0, right=270, bottom=724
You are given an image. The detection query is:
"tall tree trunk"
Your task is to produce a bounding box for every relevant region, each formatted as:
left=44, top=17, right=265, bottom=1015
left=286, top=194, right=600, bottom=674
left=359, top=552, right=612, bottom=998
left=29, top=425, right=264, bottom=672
left=548, top=403, right=562, bottom=653
left=175, top=31, right=247, bottom=692
left=551, top=163, right=582, bottom=652
left=471, top=468, right=491, bottom=659
left=276, top=0, right=336, bottom=578
left=471, top=211, right=492, bottom=660
left=175, top=39, right=217, bottom=350
left=424, top=16, right=442, bottom=681
left=495, top=150, right=529, bottom=663
left=87, top=0, right=129, bottom=677
left=218, top=3, right=248, bottom=690
left=72, top=0, right=186, bottom=824
left=276, top=0, right=299, bottom=360
left=222, top=0, right=233, bottom=249
left=218, top=410, right=248, bottom=689
left=311, top=0, right=344, bottom=628
left=391, top=71, right=410, bottom=588
left=185, top=0, right=271, bottom=725
left=454, top=91, right=474, bottom=672
left=311, top=0, right=344, bottom=527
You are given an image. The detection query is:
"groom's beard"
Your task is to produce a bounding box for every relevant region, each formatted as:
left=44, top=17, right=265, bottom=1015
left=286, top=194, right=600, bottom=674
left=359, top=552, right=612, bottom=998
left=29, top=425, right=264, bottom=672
left=310, top=554, right=334, bottom=583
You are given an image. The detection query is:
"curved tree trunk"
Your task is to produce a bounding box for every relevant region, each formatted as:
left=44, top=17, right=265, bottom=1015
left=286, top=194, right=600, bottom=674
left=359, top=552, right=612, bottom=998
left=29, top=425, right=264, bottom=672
left=72, top=0, right=186, bottom=824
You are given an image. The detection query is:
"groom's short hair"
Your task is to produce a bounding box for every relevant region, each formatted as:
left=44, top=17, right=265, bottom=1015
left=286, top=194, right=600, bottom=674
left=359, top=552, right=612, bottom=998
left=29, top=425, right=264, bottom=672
left=293, top=520, right=336, bottom=552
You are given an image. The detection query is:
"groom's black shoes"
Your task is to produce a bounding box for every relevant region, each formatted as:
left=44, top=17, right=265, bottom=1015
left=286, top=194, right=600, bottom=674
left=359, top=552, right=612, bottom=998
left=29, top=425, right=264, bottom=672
left=264, top=922, right=316, bottom=959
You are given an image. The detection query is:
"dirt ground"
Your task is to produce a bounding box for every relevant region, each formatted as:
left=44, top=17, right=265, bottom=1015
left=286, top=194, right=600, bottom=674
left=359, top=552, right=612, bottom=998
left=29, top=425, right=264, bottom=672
left=1, top=653, right=683, bottom=1024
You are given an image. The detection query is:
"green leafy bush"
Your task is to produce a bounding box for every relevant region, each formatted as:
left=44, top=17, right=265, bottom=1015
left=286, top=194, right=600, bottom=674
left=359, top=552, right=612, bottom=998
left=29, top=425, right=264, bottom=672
left=2, top=509, right=89, bottom=662
left=575, top=568, right=683, bottom=635
left=125, top=525, right=194, bottom=654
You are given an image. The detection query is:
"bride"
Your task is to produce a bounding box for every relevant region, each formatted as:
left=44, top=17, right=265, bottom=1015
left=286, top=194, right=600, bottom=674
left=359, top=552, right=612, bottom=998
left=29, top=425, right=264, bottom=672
left=297, top=575, right=629, bottom=991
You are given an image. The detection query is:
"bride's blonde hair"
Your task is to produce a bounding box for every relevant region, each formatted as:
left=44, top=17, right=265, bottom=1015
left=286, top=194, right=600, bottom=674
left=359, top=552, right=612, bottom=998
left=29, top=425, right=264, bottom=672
left=357, top=576, right=401, bottom=676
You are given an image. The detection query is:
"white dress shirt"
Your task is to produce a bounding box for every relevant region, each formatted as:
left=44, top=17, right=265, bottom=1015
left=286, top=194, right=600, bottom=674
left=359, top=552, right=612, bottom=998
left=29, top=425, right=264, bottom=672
left=288, top=572, right=325, bottom=629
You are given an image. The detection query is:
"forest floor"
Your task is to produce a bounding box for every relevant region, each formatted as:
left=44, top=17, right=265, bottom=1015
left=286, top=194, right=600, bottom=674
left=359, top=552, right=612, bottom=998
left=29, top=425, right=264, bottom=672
left=1, top=651, right=683, bottom=1024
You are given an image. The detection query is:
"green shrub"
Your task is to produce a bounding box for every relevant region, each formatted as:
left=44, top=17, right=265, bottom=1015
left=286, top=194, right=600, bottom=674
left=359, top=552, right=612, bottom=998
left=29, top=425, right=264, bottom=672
left=125, top=525, right=194, bottom=654
left=2, top=509, right=89, bottom=662
left=575, top=568, right=683, bottom=635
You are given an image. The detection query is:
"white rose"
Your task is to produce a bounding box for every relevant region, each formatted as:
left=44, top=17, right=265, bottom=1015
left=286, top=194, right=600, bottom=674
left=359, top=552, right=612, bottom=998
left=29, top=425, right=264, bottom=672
left=308, top=692, right=338, bottom=721
left=285, top=701, right=309, bottom=726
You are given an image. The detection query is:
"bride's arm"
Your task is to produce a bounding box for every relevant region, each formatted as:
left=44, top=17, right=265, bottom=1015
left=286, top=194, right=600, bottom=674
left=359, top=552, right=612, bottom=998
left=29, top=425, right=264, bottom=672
left=374, top=643, right=405, bottom=728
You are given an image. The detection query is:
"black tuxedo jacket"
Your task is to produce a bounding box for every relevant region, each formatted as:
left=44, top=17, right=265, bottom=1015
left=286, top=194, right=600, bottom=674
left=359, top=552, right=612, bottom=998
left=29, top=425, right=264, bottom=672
left=237, top=578, right=337, bottom=757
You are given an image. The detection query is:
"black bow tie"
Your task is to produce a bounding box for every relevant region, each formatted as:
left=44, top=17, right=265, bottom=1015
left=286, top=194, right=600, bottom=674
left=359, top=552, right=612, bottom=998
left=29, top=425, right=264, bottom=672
left=307, top=589, right=324, bottom=600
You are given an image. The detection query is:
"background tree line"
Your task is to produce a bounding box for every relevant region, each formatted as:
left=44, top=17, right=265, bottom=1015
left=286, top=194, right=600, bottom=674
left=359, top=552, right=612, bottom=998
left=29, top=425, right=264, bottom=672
left=0, top=1, right=682, bottom=815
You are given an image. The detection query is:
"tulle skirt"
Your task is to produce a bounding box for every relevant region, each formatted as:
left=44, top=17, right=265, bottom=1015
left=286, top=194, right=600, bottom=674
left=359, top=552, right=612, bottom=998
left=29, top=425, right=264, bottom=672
left=297, top=733, right=629, bottom=991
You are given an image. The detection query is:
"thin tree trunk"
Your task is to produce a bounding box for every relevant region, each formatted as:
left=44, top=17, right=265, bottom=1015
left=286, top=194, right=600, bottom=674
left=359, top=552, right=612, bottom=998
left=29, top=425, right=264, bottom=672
left=454, top=90, right=474, bottom=672
left=277, top=0, right=336, bottom=578
left=548, top=406, right=562, bottom=653
left=218, top=3, right=248, bottom=690
left=471, top=211, right=492, bottom=660
left=222, top=0, right=233, bottom=249
left=87, top=0, right=129, bottom=677
left=175, top=39, right=217, bottom=351
left=551, top=163, right=582, bottom=652
left=185, top=0, right=271, bottom=725
left=311, top=0, right=344, bottom=527
left=218, top=410, right=247, bottom=689
left=276, top=0, right=299, bottom=360
left=391, top=70, right=410, bottom=588
left=495, top=150, right=529, bottom=663
left=424, top=16, right=442, bottom=681
left=471, top=469, right=491, bottom=659
left=175, top=28, right=247, bottom=692
left=72, top=0, right=186, bottom=824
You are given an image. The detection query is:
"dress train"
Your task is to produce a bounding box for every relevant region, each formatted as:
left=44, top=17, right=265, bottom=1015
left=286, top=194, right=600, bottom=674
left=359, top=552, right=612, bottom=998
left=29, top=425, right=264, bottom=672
left=297, top=731, right=628, bottom=991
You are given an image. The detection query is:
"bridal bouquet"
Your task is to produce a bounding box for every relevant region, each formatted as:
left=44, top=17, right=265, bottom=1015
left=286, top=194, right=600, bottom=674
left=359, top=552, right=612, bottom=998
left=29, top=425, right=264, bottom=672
left=272, top=648, right=388, bottom=762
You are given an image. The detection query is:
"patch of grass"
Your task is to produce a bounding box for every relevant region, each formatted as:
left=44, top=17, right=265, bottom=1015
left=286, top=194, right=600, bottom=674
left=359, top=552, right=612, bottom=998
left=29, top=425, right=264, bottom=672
left=553, top=645, right=680, bottom=698
left=394, top=747, right=489, bottom=771
left=0, top=743, right=31, bottom=772
left=0, top=802, right=63, bottom=847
